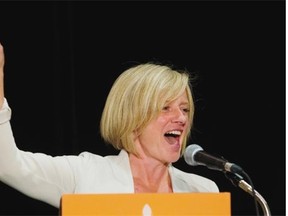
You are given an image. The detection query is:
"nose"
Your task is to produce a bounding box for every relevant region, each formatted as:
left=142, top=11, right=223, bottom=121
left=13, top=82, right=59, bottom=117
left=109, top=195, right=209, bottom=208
left=171, top=108, right=187, bottom=125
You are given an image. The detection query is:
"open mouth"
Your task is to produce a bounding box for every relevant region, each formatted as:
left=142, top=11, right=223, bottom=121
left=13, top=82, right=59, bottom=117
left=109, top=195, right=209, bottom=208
left=164, top=130, right=181, bottom=145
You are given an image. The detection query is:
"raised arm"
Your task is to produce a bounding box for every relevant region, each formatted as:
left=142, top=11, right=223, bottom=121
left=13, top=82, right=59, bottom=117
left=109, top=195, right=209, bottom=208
left=0, top=43, right=78, bottom=208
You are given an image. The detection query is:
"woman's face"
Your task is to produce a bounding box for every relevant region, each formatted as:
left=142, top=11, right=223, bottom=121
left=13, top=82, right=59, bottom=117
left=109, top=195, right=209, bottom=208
left=135, top=92, right=190, bottom=164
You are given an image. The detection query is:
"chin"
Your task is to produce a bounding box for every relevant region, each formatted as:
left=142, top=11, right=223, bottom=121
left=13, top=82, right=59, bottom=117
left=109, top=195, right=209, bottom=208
left=169, top=153, right=181, bottom=163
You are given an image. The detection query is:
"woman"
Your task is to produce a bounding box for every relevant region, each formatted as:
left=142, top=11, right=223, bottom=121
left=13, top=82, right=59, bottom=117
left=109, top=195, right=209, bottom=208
left=0, top=43, right=218, bottom=208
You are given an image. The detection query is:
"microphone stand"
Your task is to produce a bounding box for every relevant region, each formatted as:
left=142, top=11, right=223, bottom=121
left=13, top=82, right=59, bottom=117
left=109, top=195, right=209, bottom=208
left=225, top=172, right=271, bottom=216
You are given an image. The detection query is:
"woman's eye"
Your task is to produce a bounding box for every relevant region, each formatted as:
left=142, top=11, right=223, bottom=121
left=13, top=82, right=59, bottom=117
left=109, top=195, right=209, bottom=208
left=163, top=106, right=169, bottom=111
left=183, top=108, right=190, bottom=113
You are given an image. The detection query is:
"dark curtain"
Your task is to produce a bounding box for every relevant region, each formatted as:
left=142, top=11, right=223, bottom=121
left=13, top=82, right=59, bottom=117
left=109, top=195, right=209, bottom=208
left=0, top=1, right=285, bottom=215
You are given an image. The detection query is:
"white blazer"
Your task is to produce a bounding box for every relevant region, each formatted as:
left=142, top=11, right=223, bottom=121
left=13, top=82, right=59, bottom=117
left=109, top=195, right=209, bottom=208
left=0, top=99, right=219, bottom=208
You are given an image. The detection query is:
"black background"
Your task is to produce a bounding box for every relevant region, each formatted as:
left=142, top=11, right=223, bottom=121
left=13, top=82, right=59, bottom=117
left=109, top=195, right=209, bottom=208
left=0, top=1, right=285, bottom=216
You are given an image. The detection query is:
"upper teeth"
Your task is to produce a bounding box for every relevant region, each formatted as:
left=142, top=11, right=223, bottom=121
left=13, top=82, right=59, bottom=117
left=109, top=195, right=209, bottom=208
left=166, top=130, right=181, bottom=135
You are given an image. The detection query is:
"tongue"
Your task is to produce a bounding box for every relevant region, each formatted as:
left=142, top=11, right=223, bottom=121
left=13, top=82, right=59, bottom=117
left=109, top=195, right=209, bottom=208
left=165, top=136, right=178, bottom=145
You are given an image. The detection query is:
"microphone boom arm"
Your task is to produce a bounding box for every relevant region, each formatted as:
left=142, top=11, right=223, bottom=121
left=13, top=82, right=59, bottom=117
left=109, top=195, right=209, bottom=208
left=225, top=172, right=271, bottom=216
left=238, top=179, right=271, bottom=216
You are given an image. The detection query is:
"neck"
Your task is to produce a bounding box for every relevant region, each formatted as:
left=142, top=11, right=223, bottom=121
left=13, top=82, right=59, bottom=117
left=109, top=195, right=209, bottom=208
left=129, top=153, right=173, bottom=193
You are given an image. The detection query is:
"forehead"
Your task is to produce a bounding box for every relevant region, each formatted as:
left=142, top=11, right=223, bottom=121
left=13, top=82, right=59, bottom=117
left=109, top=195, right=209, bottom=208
left=165, top=91, right=189, bottom=104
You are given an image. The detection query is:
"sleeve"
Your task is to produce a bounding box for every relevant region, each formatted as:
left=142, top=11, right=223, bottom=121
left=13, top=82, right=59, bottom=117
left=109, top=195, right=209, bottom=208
left=0, top=98, right=11, bottom=124
left=0, top=98, right=80, bottom=208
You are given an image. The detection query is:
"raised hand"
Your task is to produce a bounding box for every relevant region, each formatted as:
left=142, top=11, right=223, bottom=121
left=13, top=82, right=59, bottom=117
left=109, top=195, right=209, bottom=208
left=0, top=43, right=5, bottom=108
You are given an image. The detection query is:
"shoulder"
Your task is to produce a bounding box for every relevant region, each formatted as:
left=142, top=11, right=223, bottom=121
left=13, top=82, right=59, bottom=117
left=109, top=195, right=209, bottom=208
left=78, top=149, right=127, bottom=166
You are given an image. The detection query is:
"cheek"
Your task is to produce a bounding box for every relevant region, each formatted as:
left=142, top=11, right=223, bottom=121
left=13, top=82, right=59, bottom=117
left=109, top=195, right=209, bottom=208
left=148, top=118, right=167, bottom=133
left=155, top=115, right=169, bottom=125
left=141, top=119, right=165, bottom=140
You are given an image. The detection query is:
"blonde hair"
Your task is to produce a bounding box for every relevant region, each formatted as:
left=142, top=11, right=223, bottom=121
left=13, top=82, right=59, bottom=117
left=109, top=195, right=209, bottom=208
left=100, top=63, right=195, bottom=155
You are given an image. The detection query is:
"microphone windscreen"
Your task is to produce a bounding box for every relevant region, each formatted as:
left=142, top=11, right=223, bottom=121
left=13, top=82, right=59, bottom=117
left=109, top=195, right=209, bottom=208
left=184, top=144, right=203, bottom=166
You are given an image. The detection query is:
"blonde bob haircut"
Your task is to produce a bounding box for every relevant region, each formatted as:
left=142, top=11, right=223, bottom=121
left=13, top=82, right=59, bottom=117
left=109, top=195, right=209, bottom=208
left=100, top=63, right=195, bottom=156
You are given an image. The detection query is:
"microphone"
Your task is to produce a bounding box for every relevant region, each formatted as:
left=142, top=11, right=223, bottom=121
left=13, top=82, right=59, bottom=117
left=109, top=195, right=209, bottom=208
left=184, top=144, right=243, bottom=174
